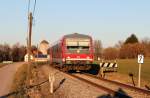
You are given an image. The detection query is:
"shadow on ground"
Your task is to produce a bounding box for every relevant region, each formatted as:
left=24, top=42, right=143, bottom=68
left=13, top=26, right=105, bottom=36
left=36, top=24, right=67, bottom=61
left=67, top=64, right=100, bottom=75
left=97, top=88, right=132, bottom=98
left=54, top=78, right=66, bottom=92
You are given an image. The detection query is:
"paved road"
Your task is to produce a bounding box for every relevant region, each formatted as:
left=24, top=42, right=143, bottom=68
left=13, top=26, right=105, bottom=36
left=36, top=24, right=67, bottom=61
left=0, top=62, right=25, bottom=96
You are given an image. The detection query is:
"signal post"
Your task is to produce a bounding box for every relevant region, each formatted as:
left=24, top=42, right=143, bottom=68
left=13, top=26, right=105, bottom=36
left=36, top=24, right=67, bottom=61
left=137, top=54, right=144, bottom=88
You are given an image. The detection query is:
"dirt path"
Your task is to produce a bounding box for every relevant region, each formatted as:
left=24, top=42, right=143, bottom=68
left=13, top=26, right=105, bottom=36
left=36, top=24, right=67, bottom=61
left=0, top=62, right=25, bottom=96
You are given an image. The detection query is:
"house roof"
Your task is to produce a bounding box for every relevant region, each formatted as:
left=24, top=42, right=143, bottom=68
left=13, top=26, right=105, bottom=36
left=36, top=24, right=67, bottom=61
left=40, top=40, right=49, bottom=44
left=64, top=33, right=91, bottom=39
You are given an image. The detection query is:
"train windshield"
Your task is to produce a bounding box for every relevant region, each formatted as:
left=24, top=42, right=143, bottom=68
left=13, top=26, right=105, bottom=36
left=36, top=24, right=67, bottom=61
left=66, top=38, right=90, bottom=54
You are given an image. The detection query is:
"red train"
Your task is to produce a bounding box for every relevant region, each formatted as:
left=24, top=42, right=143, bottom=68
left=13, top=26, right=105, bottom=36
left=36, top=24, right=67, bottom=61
left=50, top=33, right=94, bottom=71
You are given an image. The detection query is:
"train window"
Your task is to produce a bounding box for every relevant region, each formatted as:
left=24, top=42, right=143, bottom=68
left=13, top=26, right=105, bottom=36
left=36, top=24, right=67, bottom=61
left=67, top=46, right=78, bottom=49
left=66, top=41, right=77, bottom=46
left=67, top=46, right=90, bottom=54
left=81, top=46, right=89, bottom=49
left=78, top=41, right=89, bottom=46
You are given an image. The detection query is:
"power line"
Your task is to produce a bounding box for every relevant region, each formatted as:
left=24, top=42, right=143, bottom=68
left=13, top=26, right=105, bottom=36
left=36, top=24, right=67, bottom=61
left=33, top=0, right=37, bottom=17
left=32, top=0, right=37, bottom=26
left=27, top=0, right=37, bottom=18
left=27, top=0, right=31, bottom=16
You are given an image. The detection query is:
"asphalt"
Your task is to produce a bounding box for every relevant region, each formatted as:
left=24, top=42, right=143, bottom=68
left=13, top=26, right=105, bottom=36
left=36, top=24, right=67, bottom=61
left=0, top=62, right=25, bottom=97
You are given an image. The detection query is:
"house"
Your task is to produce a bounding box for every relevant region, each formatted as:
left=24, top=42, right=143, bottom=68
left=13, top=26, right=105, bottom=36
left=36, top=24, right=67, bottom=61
left=24, top=54, right=34, bottom=62
left=39, top=40, right=49, bottom=55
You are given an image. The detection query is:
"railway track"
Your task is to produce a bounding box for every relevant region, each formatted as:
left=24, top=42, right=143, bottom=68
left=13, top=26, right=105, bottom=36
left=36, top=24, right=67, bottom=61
left=85, top=73, right=150, bottom=94
left=52, top=65, right=150, bottom=97
left=69, top=73, right=132, bottom=97
left=70, top=73, right=150, bottom=98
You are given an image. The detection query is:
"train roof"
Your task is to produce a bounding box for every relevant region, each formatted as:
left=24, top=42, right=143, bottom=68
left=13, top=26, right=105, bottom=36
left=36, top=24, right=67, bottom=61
left=63, top=33, right=91, bottom=39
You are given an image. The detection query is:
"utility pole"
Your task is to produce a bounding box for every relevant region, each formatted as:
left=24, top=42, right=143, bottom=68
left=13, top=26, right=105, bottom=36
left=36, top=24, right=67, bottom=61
left=28, top=12, right=33, bottom=62
left=27, top=12, right=33, bottom=86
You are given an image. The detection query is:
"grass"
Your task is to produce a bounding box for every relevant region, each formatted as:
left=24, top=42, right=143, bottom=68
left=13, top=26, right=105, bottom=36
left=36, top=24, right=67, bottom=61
left=117, top=58, right=150, bottom=82
left=10, top=63, right=40, bottom=98
left=95, top=58, right=150, bottom=82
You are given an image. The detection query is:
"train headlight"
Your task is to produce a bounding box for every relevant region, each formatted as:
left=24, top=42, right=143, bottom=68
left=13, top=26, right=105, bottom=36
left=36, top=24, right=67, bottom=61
left=87, top=56, right=90, bottom=59
left=62, top=58, right=65, bottom=62
left=67, top=56, right=70, bottom=59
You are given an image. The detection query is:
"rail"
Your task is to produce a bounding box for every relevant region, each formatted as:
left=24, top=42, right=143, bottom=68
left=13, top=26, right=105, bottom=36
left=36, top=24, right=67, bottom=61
left=68, top=73, right=131, bottom=97
left=84, top=73, right=150, bottom=95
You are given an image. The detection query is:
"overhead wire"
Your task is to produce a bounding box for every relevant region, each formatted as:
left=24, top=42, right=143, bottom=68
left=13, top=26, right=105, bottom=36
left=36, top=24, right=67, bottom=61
left=33, top=0, right=37, bottom=17
left=32, top=0, right=37, bottom=26
left=27, top=0, right=31, bottom=16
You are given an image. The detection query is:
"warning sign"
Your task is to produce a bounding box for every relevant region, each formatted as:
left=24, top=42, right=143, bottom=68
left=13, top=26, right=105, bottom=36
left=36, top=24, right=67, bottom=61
left=138, top=54, right=144, bottom=64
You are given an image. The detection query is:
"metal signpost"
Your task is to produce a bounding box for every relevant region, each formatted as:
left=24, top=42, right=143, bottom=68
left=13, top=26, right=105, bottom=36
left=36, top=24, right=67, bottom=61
left=138, top=54, right=144, bottom=88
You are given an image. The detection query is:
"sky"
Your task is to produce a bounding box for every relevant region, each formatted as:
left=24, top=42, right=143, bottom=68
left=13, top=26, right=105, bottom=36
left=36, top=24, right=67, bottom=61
left=0, top=0, right=150, bottom=47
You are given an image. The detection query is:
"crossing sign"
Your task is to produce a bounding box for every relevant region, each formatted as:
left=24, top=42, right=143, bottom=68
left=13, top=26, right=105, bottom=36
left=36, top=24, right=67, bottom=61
left=138, top=54, right=144, bottom=64
left=137, top=54, right=144, bottom=87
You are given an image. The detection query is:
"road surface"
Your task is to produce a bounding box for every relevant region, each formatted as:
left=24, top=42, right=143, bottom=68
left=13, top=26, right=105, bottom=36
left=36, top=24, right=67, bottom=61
left=0, top=62, right=25, bottom=96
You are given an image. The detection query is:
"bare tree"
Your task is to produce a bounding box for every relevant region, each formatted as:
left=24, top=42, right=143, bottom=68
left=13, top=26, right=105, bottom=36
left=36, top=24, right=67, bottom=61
left=18, top=46, right=26, bottom=61
left=103, top=47, right=119, bottom=60
left=94, top=40, right=103, bottom=60
left=115, top=40, right=124, bottom=49
left=141, top=37, right=150, bottom=57
left=119, top=43, right=146, bottom=59
left=11, top=43, right=26, bottom=62
left=11, top=43, right=20, bottom=62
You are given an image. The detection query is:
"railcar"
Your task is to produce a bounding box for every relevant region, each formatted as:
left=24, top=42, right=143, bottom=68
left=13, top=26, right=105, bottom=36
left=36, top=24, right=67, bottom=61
left=50, top=33, right=94, bottom=71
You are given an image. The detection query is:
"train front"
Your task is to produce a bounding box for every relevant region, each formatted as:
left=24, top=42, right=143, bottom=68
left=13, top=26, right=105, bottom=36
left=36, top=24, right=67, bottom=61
left=63, top=34, right=94, bottom=71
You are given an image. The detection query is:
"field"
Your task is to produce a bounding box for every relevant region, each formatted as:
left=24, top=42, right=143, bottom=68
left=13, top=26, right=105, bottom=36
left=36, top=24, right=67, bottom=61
left=117, top=58, right=150, bottom=82
left=95, top=58, right=150, bottom=82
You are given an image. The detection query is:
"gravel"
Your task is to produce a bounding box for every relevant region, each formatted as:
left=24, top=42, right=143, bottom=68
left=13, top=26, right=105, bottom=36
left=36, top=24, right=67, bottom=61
left=41, top=65, right=109, bottom=98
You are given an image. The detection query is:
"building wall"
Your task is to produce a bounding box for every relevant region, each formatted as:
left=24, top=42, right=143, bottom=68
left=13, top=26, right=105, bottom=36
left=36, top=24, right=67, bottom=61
left=39, top=43, right=49, bottom=55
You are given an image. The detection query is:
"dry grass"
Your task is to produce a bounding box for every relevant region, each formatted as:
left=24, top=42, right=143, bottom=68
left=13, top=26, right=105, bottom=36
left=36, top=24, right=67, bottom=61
left=10, top=63, right=44, bottom=98
left=10, top=64, right=28, bottom=98
left=117, top=58, right=150, bottom=82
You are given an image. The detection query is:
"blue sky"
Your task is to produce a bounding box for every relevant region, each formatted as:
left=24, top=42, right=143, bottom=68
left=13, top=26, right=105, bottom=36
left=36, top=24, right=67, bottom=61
left=0, top=0, right=150, bottom=47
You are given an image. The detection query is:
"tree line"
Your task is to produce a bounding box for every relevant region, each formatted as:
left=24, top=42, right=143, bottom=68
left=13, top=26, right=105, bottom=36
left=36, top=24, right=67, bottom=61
left=0, top=43, right=26, bottom=62
left=0, top=42, right=42, bottom=62
left=94, top=34, right=150, bottom=60
left=0, top=34, right=150, bottom=62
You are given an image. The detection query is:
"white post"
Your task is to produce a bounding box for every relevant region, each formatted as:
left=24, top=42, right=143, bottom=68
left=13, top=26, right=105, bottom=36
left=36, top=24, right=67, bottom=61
left=138, top=63, right=141, bottom=87
left=49, top=73, right=55, bottom=94
left=50, top=81, right=53, bottom=94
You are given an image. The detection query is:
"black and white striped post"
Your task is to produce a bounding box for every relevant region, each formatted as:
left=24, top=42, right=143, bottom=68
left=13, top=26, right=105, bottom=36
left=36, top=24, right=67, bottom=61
left=99, top=62, right=117, bottom=68
left=98, top=61, right=118, bottom=78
